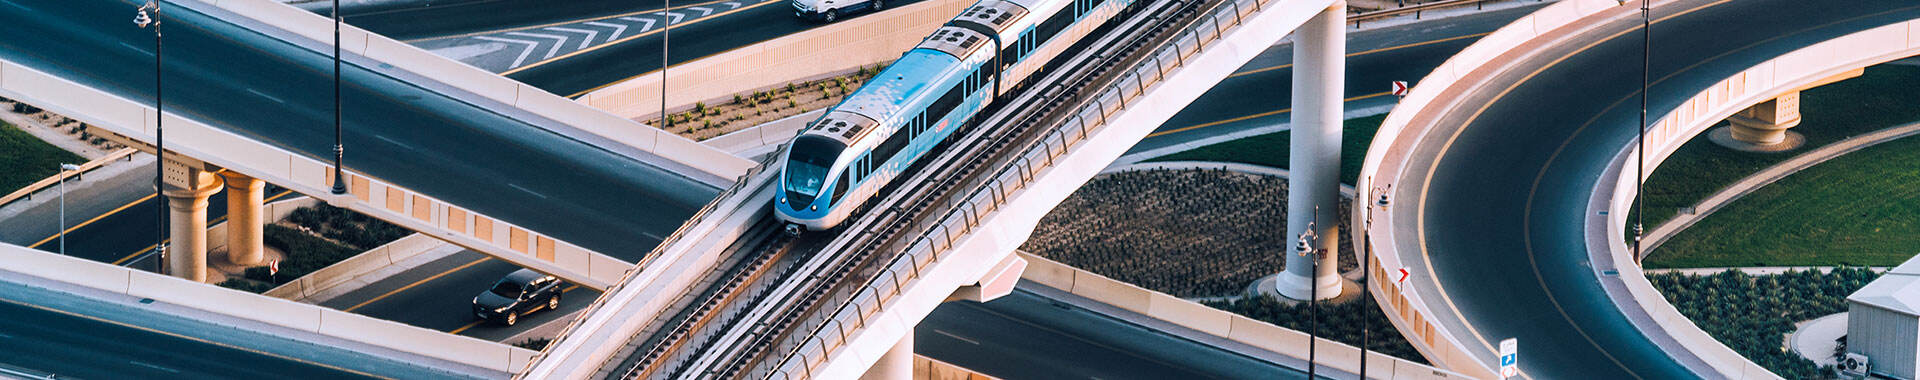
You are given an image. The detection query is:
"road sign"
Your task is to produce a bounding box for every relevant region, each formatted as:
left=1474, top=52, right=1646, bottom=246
left=1396, top=268, right=1411, bottom=284
left=1391, top=81, right=1410, bottom=96
left=1499, top=338, right=1519, bottom=379
left=268, top=259, right=280, bottom=276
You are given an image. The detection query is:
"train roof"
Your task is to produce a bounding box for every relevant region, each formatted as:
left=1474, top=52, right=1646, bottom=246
left=805, top=50, right=963, bottom=145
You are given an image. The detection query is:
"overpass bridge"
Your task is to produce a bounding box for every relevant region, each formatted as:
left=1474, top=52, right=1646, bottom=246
left=522, top=0, right=1382, bottom=377
left=1358, top=0, right=1920, bottom=378
left=0, top=0, right=756, bottom=290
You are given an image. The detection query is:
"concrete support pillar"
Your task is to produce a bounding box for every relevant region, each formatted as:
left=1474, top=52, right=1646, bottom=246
left=219, top=171, right=265, bottom=266
left=1724, top=92, right=1803, bottom=148
left=1276, top=0, right=1345, bottom=301
left=858, top=331, right=912, bottom=380
left=164, top=169, right=221, bottom=282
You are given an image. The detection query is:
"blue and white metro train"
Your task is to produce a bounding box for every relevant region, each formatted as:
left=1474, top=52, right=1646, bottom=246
left=775, top=0, right=1140, bottom=233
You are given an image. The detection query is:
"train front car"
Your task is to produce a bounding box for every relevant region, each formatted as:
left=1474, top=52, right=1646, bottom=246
left=775, top=0, right=1131, bottom=234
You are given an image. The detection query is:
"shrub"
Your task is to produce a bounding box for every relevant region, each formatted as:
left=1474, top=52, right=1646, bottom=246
left=285, top=204, right=409, bottom=250
left=693, top=102, right=706, bottom=114
left=216, top=278, right=276, bottom=293
left=733, top=94, right=745, bottom=105
left=1652, top=268, right=1880, bottom=379
left=514, top=338, right=552, bottom=350
left=248, top=224, right=360, bottom=285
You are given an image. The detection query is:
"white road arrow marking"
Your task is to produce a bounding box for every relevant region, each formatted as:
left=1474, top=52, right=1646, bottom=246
left=723, top=1, right=741, bottom=9
left=473, top=36, right=538, bottom=68
left=688, top=6, right=713, bottom=17
left=546, top=27, right=599, bottom=49
left=620, top=16, right=657, bottom=32
left=584, top=21, right=628, bottom=41
left=507, top=32, right=569, bottom=59
left=659, top=11, right=683, bottom=25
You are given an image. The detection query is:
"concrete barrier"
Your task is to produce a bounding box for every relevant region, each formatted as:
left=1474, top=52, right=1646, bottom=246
left=1596, top=19, right=1920, bottom=380
left=1351, top=0, right=1644, bottom=376
left=1021, top=253, right=1465, bottom=379
left=577, top=0, right=972, bottom=120
left=0, top=242, right=534, bottom=375
left=191, top=0, right=752, bottom=182
left=265, top=233, right=449, bottom=300
left=701, top=109, right=824, bottom=157
left=0, top=55, right=627, bottom=291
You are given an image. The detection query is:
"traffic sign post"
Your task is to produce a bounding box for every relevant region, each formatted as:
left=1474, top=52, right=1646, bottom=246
left=1499, top=338, right=1519, bottom=379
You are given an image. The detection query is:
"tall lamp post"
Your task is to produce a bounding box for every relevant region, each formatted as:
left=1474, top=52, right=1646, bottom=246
left=1632, top=0, right=1650, bottom=263
left=135, top=1, right=167, bottom=275
left=58, top=163, right=81, bottom=256
left=330, top=0, right=347, bottom=195
left=1297, top=220, right=1321, bottom=379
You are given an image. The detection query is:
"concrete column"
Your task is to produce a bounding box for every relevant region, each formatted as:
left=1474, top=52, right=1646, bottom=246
left=1720, top=92, right=1803, bottom=149
left=858, top=332, right=912, bottom=380
left=164, top=170, right=222, bottom=282
left=219, top=171, right=265, bottom=266
left=1276, top=0, right=1345, bottom=301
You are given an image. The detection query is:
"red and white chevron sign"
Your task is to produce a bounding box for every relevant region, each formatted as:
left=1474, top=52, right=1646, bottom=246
left=1391, top=81, right=1410, bottom=96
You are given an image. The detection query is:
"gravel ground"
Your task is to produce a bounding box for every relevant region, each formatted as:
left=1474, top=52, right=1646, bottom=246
left=1022, top=169, right=1356, bottom=298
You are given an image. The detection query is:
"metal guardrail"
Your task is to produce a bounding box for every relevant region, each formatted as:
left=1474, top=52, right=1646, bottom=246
left=733, top=0, right=1275, bottom=376
left=0, top=148, right=137, bottom=209
left=522, top=143, right=784, bottom=376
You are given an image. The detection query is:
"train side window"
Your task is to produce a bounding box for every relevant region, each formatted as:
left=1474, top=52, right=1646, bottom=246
left=831, top=172, right=849, bottom=203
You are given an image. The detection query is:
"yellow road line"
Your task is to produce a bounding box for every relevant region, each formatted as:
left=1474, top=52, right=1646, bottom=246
left=108, top=190, right=296, bottom=266
left=448, top=284, right=583, bottom=335
left=0, top=295, right=390, bottom=379
left=1226, top=32, right=1494, bottom=79
left=499, top=0, right=780, bottom=76
left=403, top=0, right=744, bottom=43
left=1409, top=1, right=1735, bottom=378
left=344, top=257, right=493, bottom=313
left=29, top=194, right=157, bottom=249
left=1144, top=91, right=1393, bottom=138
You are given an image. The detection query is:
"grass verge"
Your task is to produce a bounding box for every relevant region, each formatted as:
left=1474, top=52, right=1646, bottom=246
left=0, top=122, right=82, bottom=193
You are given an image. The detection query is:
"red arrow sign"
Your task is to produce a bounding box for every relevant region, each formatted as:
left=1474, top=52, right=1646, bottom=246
left=1391, top=81, right=1410, bottom=96
left=1397, top=268, right=1411, bottom=283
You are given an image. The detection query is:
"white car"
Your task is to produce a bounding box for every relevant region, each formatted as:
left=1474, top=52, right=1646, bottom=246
left=792, top=0, right=885, bottom=22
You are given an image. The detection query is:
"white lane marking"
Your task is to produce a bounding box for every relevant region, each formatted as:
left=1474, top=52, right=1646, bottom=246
left=659, top=11, right=684, bottom=25
left=472, top=36, right=538, bottom=68
left=244, top=88, right=285, bottom=104
left=128, top=361, right=179, bottom=373
left=0, top=0, right=26, bottom=11
left=372, top=134, right=415, bottom=150
left=117, top=41, right=152, bottom=56
left=506, top=183, right=550, bottom=199
left=546, top=27, right=599, bottom=49
left=0, top=332, right=13, bottom=338
left=506, top=32, right=569, bottom=59
left=583, top=21, right=628, bottom=41
left=932, top=329, right=979, bottom=345
left=619, top=16, right=657, bottom=32
left=723, top=1, right=741, bottom=9
left=688, top=6, right=713, bottom=17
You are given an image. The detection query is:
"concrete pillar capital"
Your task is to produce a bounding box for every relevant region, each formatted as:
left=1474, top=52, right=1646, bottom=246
left=1715, top=92, right=1805, bottom=151
left=218, top=171, right=263, bottom=191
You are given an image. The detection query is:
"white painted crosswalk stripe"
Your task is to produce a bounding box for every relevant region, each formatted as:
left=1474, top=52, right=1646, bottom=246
left=473, top=36, right=539, bottom=68
left=619, top=16, right=657, bottom=32
left=546, top=27, right=599, bottom=49
left=507, top=32, right=569, bottom=59
left=583, top=21, right=628, bottom=41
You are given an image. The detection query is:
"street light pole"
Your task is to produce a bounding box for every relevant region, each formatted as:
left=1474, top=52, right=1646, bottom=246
left=1633, top=0, right=1650, bottom=263
left=1297, top=220, right=1320, bottom=379
left=330, top=0, right=347, bottom=195
left=58, top=163, right=80, bottom=256
left=661, top=0, right=671, bottom=135
left=136, top=1, right=167, bottom=275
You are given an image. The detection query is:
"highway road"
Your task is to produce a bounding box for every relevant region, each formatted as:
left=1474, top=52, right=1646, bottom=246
left=0, top=273, right=456, bottom=379
left=1131, top=3, right=1544, bottom=156
left=1390, top=0, right=1920, bottom=378
left=918, top=289, right=1330, bottom=379
left=0, top=0, right=719, bottom=257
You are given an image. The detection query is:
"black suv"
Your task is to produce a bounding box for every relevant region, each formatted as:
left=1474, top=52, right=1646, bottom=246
left=472, top=269, right=563, bottom=326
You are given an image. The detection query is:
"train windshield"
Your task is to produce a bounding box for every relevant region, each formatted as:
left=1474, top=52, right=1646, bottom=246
left=784, top=135, right=845, bottom=203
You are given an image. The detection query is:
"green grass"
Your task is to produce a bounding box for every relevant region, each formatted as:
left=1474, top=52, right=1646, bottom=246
left=1645, top=134, right=1920, bottom=268
left=1148, top=114, right=1386, bottom=185
left=1638, top=65, right=1920, bottom=231
left=0, top=122, right=83, bottom=193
